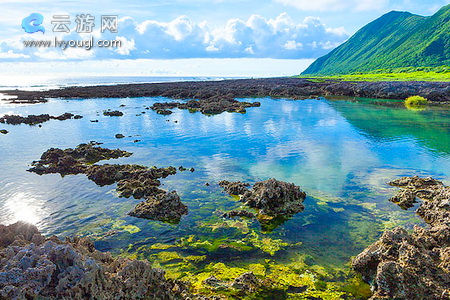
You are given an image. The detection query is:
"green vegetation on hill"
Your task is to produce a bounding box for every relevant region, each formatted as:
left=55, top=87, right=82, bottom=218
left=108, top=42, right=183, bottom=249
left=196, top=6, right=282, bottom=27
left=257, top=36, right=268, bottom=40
left=302, top=4, right=450, bottom=75
left=297, top=66, right=450, bottom=81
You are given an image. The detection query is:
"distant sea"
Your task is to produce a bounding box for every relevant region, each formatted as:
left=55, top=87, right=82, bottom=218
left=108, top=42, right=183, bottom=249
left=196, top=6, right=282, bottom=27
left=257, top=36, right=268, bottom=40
left=0, top=76, right=246, bottom=91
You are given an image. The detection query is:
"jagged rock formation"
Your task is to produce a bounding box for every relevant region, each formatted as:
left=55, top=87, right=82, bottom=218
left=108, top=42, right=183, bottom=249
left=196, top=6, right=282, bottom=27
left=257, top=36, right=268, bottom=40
left=151, top=96, right=261, bottom=115
left=219, top=178, right=306, bottom=217
left=28, top=143, right=188, bottom=223
left=353, top=176, right=450, bottom=299
left=0, top=113, right=82, bottom=125
left=0, top=222, right=183, bottom=300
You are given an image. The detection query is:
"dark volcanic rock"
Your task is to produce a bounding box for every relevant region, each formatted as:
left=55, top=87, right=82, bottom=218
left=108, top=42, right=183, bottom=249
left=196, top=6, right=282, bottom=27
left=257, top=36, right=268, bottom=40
left=0, top=222, right=188, bottom=300
left=115, top=133, right=125, bottom=139
left=28, top=144, right=185, bottom=223
left=28, top=142, right=132, bottom=175
left=218, top=181, right=250, bottom=195
left=0, top=129, right=8, bottom=134
left=156, top=109, right=173, bottom=115
left=0, top=113, right=82, bottom=125
left=128, top=191, right=188, bottom=223
left=103, top=110, right=123, bottom=116
left=220, top=179, right=306, bottom=217
left=222, top=210, right=256, bottom=219
left=353, top=176, right=450, bottom=300
left=151, top=96, right=261, bottom=115
left=2, top=78, right=450, bottom=105
left=244, top=179, right=306, bottom=216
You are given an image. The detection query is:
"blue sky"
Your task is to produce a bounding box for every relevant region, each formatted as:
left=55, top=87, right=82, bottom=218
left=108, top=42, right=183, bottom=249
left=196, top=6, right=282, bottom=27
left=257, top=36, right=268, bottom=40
left=0, top=0, right=449, bottom=76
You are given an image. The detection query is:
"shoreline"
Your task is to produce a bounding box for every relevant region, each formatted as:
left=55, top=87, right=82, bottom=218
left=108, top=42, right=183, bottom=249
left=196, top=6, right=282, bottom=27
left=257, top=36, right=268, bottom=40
left=1, top=77, right=450, bottom=104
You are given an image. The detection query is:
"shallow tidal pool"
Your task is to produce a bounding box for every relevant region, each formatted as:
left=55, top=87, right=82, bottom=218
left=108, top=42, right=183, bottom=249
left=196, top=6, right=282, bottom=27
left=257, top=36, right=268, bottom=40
left=1, top=96, right=450, bottom=298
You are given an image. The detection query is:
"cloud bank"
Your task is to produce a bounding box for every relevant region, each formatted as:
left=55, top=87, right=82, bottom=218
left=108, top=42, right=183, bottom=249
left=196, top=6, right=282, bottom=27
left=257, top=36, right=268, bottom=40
left=1, top=13, right=348, bottom=61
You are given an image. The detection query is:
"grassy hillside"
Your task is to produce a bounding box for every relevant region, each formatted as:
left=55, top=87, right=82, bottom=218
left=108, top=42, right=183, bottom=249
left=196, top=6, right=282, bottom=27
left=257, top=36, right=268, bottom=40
left=302, top=4, right=450, bottom=75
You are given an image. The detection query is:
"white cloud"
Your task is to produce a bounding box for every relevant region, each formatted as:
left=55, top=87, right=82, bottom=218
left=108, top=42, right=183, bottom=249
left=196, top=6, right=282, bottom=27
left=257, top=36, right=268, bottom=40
left=275, top=0, right=390, bottom=11
left=0, top=13, right=348, bottom=61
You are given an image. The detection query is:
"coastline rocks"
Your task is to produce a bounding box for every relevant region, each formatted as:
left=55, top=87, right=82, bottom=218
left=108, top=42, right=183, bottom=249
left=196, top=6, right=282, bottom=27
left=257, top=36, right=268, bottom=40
left=156, top=109, right=173, bottom=115
left=28, top=144, right=186, bottom=223
left=352, top=176, right=450, bottom=300
left=103, top=110, right=123, bottom=117
left=219, top=178, right=306, bottom=217
left=0, top=113, right=82, bottom=126
left=0, top=222, right=184, bottom=300
left=115, top=133, right=125, bottom=139
left=129, top=191, right=188, bottom=223
left=151, top=97, right=261, bottom=115
left=0, top=129, right=8, bottom=134
left=28, top=142, right=132, bottom=175
left=4, top=78, right=450, bottom=105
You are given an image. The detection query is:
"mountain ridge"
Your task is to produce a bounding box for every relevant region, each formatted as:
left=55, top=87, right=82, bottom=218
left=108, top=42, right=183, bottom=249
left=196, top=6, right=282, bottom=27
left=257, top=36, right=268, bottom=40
left=302, top=4, right=450, bottom=75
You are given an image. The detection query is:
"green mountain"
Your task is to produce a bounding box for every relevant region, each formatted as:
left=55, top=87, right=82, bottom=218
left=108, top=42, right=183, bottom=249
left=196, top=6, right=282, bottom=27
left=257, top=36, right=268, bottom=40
left=302, top=4, right=450, bottom=75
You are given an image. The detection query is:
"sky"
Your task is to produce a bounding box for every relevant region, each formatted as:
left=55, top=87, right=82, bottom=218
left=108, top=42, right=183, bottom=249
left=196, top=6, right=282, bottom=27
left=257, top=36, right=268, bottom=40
left=0, top=0, right=449, bottom=77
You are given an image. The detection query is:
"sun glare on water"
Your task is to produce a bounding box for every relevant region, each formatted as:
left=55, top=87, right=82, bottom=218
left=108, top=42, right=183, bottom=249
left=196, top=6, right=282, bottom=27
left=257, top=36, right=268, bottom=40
left=5, top=192, right=43, bottom=225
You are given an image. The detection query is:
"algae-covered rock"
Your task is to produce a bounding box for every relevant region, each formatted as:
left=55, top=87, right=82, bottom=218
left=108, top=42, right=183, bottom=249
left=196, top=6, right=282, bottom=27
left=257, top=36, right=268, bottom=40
left=353, top=176, right=450, bottom=300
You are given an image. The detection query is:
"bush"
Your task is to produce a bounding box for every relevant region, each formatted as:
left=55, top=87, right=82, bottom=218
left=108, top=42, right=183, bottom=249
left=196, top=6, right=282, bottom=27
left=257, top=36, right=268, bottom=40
left=405, top=95, right=428, bottom=107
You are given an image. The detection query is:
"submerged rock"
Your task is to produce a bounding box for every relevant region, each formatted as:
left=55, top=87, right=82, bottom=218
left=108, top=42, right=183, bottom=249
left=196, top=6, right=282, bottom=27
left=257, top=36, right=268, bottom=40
left=220, top=178, right=306, bottom=217
left=128, top=191, right=188, bottom=223
left=353, top=176, right=450, bottom=300
left=0, top=222, right=188, bottom=300
left=222, top=210, right=256, bottom=219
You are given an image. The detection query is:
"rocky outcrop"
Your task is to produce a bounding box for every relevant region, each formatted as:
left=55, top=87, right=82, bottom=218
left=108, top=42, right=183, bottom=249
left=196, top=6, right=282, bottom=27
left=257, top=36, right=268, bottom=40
left=28, top=144, right=188, bottom=223
left=0, top=113, right=82, bottom=125
left=28, top=142, right=132, bottom=175
left=151, top=96, right=261, bottom=115
left=352, top=176, right=450, bottom=300
left=129, top=191, right=188, bottom=223
left=218, top=181, right=250, bottom=196
left=103, top=110, right=123, bottom=116
left=0, top=222, right=190, bottom=300
left=219, top=178, right=306, bottom=217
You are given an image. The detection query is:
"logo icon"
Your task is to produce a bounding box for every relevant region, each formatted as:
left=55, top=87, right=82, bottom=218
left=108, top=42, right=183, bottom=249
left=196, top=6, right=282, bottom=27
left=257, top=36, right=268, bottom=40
left=22, top=13, right=45, bottom=34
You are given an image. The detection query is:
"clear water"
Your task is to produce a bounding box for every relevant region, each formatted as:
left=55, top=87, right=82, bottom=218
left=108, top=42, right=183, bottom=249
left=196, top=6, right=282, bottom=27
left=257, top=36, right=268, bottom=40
left=1, top=96, right=450, bottom=273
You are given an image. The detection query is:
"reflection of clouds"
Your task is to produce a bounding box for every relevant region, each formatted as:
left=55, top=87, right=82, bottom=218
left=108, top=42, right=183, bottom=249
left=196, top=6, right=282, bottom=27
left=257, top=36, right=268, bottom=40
left=248, top=101, right=379, bottom=196
left=201, top=153, right=244, bottom=181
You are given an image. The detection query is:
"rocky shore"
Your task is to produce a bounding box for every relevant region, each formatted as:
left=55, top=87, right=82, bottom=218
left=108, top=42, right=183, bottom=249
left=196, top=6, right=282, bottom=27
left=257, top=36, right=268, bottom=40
left=353, top=176, right=450, bottom=299
left=2, top=78, right=449, bottom=104
left=0, top=222, right=219, bottom=300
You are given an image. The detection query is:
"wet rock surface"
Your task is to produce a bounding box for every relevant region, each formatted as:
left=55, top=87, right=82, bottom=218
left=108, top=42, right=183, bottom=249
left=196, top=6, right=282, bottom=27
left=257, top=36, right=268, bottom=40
left=2, top=78, right=450, bottom=104
left=0, top=129, right=8, bottom=134
left=0, top=113, right=82, bottom=125
left=28, top=143, right=188, bottom=223
left=352, top=176, right=450, bottom=300
left=151, top=97, right=261, bottom=115
left=128, top=191, right=188, bottom=223
left=0, top=222, right=209, bottom=300
left=103, top=110, right=123, bottom=116
left=220, top=178, right=306, bottom=217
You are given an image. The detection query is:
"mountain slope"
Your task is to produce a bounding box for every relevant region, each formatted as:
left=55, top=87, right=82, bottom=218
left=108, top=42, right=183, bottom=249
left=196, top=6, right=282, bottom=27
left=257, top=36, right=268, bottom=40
left=302, top=4, right=450, bottom=75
